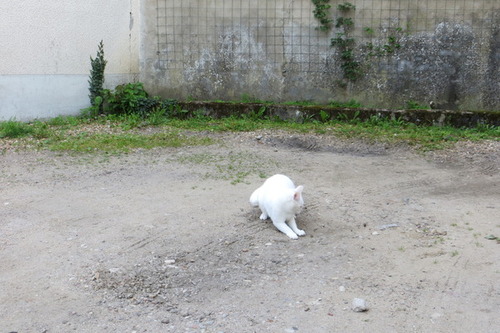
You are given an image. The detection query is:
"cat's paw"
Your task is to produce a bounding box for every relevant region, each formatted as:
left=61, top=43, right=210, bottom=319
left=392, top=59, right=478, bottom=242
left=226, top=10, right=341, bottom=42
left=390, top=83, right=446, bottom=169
left=259, top=213, right=268, bottom=220
left=287, top=232, right=299, bottom=240
left=296, top=229, right=306, bottom=236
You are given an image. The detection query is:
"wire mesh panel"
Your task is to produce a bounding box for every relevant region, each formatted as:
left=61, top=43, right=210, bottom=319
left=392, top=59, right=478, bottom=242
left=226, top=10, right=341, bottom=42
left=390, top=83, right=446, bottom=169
left=156, top=1, right=314, bottom=71
left=151, top=0, right=499, bottom=108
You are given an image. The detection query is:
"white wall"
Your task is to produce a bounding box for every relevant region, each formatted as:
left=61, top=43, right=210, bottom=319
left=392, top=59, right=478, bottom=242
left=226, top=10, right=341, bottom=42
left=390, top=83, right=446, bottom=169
left=0, top=1, right=140, bottom=121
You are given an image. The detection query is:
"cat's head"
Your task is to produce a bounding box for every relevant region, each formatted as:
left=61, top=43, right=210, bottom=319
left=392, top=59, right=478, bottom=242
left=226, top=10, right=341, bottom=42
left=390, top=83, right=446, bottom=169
left=293, top=185, right=304, bottom=207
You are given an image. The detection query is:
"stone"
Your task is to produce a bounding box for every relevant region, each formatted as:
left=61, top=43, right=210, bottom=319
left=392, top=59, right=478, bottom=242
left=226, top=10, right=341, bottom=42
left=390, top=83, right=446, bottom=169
left=352, top=298, right=368, bottom=312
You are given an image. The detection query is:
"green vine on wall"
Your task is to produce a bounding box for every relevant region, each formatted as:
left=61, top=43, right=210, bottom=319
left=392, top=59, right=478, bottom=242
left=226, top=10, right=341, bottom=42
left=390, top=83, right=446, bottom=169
left=366, top=27, right=403, bottom=56
left=312, top=0, right=332, bottom=31
left=314, top=2, right=405, bottom=85
left=330, top=2, right=361, bottom=83
left=336, top=2, right=356, bottom=12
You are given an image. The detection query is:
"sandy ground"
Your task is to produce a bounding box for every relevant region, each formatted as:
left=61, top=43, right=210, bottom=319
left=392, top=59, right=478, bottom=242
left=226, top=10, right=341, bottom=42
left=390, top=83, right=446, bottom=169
left=1, top=131, right=499, bottom=333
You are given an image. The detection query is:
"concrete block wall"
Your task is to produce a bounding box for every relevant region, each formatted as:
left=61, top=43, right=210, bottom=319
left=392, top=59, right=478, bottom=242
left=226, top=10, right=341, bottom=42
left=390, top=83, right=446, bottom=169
left=2, top=0, right=498, bottom=121
left=141, top=0, right=500, bottom=111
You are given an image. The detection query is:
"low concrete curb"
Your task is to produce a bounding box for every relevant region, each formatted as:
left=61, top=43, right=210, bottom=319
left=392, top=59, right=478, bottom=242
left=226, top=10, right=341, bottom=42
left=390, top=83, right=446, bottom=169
left=178, top=102, right=500, bottom=127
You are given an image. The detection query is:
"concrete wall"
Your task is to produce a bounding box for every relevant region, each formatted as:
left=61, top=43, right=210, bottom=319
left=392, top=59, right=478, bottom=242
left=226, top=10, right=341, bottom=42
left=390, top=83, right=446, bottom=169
left=0, top=1, right=140, bottom=121
left=141, top=0, right=500, bottom=111
left=2, top=0, right=498, bottom=121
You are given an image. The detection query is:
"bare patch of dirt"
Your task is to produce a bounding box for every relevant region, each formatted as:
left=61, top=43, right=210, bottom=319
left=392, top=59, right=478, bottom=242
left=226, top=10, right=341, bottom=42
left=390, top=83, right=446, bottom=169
left=1, top=131, right=499, bottom=332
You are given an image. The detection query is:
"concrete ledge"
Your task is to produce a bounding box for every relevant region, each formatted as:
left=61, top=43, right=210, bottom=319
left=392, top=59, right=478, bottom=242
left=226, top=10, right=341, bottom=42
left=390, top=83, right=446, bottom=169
left=178, top=102, right=500, bottom=128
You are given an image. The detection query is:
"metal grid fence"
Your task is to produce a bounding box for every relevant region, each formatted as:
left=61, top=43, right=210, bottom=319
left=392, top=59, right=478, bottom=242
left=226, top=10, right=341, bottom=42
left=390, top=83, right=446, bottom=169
left=155, top=0, right=498, bottom=73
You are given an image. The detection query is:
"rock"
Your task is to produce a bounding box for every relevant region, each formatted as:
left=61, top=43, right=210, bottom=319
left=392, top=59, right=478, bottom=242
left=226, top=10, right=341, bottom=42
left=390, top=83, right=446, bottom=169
left=352, top=298, right=368, bottom=312
left=378, top=224, right=399, bottom=230
left=431, top=312, right=443, bottom=320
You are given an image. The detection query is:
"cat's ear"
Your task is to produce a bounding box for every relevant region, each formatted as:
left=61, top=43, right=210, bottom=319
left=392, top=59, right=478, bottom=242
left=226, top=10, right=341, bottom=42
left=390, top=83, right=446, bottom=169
left=294, top=185, right=304, bottom=201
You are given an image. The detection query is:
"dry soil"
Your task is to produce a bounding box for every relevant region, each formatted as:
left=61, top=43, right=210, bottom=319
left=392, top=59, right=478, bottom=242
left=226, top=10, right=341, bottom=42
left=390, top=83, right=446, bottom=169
left=1, top=131, right=499, bottom=333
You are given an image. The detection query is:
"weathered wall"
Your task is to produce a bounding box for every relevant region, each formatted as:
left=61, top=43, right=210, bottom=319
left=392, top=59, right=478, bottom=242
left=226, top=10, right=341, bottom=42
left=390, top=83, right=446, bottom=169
left=141, top=0, right=500, bottom=111
left=0, top=1, right=140, bottom=121
left=2, top=0, right=498, bottom=121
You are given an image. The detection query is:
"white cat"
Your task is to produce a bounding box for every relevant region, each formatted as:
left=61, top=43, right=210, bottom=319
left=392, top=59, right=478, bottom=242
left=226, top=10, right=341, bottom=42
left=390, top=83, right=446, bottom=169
left=250, top=174, right=305, bottom=239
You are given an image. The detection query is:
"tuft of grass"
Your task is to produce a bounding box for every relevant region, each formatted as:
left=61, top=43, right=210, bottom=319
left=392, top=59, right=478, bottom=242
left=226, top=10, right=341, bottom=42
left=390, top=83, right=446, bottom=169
left=0, top=120, right=34, bottom=138
left=406, top=100, right=428, bottom=110
left=45, top=115, right=81, bottom=127
left=329, top=99, right=363, bottom=108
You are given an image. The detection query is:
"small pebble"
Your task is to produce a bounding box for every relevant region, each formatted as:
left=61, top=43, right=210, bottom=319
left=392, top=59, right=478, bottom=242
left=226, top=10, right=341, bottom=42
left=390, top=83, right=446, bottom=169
left=431, top=312, right=443, bottom=320
left=284, top=327, right=298, bottom=333
left=378, top=223, right=399, bottom=230
left=352, top=298, right=368, bottom=312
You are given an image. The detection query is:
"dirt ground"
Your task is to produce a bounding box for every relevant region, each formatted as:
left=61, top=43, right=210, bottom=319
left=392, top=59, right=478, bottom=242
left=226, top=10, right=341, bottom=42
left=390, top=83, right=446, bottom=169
left=1, top=131, right=499, bottom=333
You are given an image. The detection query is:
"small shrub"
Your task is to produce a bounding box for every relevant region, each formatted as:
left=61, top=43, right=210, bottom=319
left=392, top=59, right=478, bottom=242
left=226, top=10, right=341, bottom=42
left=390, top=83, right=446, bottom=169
left=80, top=81, right=180, bottom=126
left=103, top=82, right=149, bottom=115
left=319, top=110, right=330, bottom=122
left=88, top=41, right=107, bottom=114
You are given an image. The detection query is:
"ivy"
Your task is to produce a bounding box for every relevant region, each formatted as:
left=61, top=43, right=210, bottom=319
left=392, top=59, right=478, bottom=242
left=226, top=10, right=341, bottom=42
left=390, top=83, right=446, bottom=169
left=337, top=2, right=356, bottom=12
left=367, top=27, right=404, bottom=57
left=335, top=17, right=354, bottom=28
left=314, top=1, right=405, bottom=84
left=330, top=3, right=361, bottom=82
left=312, top=0, right=332, bottom=32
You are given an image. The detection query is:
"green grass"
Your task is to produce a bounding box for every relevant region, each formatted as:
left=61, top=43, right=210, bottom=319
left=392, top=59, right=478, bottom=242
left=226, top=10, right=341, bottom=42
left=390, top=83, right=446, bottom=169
left=1, top=116, right=214, bottom=153
left=0, top=120, right=35, bottom=138
left=46, top=131, right=213, bottom=153
left=164, top=115, right=498, bottom=151
left=177, top=151, right=274, bottom=184
left=1, top=111, right=498, bottom=153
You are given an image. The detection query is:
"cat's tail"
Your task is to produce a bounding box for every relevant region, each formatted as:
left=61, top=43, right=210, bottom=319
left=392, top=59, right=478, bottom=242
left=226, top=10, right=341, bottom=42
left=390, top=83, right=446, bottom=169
left=249, top=188, right=260, bottom=206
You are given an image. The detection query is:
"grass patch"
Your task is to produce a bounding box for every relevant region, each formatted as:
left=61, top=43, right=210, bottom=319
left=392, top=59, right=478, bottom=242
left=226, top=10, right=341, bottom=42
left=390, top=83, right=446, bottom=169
left=163, top=115, right=498, bottom=151
left=1, top=111, right=498, bottom=153
left=1, top=116, right=214, bottom=153
left=0, top=120, right=35, bottom=138
left=46, top=131, right=213, bottom=153
left=177, top=151, right=275, bottom=184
